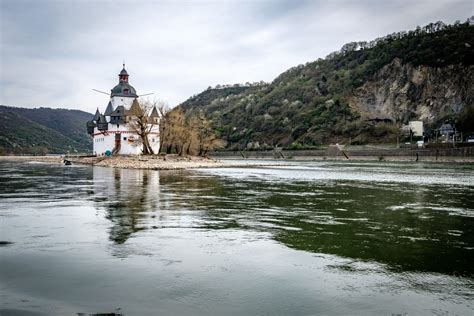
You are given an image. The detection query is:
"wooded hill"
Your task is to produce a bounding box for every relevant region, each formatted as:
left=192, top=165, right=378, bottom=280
left=179, top=18, right=474, bottom=150
left=0, top=106, right=93, bottom=155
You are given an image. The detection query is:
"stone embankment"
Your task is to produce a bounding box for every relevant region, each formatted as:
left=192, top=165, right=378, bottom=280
left=1, top=147, right=473, bottom=168
left=210, top=144, right=474, bottom=162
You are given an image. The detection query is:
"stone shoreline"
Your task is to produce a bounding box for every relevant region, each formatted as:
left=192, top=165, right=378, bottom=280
left=1, top=154, right=473, bottom=169
left=216, top=155, right=474, bottom=163
left=68, top=155, right=228, bottom=170
left=0, top=155, right=270, bottom=169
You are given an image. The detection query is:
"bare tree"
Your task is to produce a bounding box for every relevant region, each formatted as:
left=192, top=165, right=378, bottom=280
left=188, top=111, right=225, bottom=156
left=128, top=99, right=160, bottom=155
left=159, top=108, right=226, bottom=156
left=160, top=108, right=186, bottom=154
left=155, top=102, right=171, bottom=154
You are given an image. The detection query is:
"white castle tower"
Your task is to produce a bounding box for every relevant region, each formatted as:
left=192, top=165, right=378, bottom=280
left=87, top=65, right=160, bottom=156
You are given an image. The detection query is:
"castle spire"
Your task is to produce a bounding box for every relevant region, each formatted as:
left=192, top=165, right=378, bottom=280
left=119, top=63, right=129, bottom=83
left=93, top=108, right=100, bottom=121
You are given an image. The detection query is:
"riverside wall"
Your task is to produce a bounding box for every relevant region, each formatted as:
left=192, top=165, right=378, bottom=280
left=210, top=145, right=474, bottom=160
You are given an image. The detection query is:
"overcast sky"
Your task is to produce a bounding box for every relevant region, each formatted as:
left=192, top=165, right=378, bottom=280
left=1, top=0, right=472, bottom=114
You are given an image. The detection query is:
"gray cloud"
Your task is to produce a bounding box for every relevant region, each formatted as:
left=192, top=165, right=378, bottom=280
left=1, top=0, right=472, bottom=114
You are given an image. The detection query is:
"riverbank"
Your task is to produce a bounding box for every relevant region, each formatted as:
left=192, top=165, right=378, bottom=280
left=215, top=155, right=474, bottom=163
left=210, top=145, right=474, bottom=163
left=0, top=155, right=269, bottom=169
left=68, top=155, right=228, bottom=170
left=1, top=153, right=473, bottom=168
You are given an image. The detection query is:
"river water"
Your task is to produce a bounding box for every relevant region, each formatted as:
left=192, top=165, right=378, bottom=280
left=0, top=160, right=473, bottom=315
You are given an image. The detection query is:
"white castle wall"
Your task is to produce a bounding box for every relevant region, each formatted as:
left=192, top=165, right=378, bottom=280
left=111, top=96, right=134, bottom=110
left=93, top=124, right=160, bottom=156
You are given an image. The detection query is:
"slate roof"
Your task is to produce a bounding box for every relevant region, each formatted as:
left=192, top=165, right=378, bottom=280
left=97, top=114, right=108, bottom=130
left=110, top=105, right=126, bottom=117
left=110, top=105, right=127, bottom=124
left=119, top=67, right=129, bottom=76
left=110, top=81, right=138, bottom=97
left=104, top=101, right=114, bottom=116
left=149, top=106, right=159, bottom=118
left=129, top=99, right=141, bottom=114
left=93, top=108, right=100, bottom=121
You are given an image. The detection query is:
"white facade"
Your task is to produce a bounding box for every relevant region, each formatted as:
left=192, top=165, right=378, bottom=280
left=88, top=66, right=160, bottom=156
left=110, top=95, right=134, bottom=109
left=92, top=125, right=160, bottom=156
left=409, top=121, right=424, bottom=137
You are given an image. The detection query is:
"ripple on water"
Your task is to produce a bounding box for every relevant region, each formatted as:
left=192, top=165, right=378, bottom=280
left=1, top=160, right=473, bottom=314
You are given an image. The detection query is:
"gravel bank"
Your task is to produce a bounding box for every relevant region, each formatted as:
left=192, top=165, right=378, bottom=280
left=67, top=155, right=227, bottom=170
left=1, top=154, right=472, bottom=168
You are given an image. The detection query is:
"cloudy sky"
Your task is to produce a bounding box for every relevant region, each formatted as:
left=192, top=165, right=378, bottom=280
left=1, top=0, right=472, bottom=114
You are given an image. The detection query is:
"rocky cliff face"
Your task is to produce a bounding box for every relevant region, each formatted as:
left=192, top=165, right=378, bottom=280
left=179, top=22, right=474, bottom=148
left=349, top=58, right=473, bottom=124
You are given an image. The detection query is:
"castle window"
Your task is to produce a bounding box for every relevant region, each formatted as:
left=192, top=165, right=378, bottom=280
left=123, top=137, right=127, bottom=141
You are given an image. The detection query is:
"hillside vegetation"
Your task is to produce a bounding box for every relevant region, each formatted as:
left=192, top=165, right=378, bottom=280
left=179, top=18, right=474, bottom=150
left=0, top=106, right=93, bottom=155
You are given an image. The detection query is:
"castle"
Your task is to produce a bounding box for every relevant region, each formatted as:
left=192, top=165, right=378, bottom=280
left=86, top=65, right=160, bottom=155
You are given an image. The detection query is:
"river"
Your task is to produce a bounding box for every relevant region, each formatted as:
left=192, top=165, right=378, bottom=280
left=0, top=160, right=473, bottom=315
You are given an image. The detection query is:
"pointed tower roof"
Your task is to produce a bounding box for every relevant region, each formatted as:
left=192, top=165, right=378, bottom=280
left=129, top=98, right=141, bottom=115
left=104, top=101, right=114, bottom=116
left=148, top=106, right=159, bottom=124
left=119, top=67, right=128, bottom=76
left=150, top=106, right=159, bottom=118
left=119, top=62, right=128, bottom=76
left=97, top=114, right=107, bottom=123
left=93, top=108, right=100, bottom=121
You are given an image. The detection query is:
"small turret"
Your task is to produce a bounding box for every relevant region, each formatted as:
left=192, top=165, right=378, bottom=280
left=110, top=65, right=138, bottom=98
left=104, top=101, right=114, bottom=122
left=104, top=101, right=114, bottom=116
left=86, top=120, right=96, bottom=135
left=97, top=114, right=108, bottom=131
left=93, top=108, right=100, bottom=121
left=149, top=106, right=159, bottom=124
left=119, top=63, right=129, bottom=83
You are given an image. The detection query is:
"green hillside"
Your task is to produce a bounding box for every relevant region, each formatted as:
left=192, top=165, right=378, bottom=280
left=179, top=19, right=474, bottom=149
left=0, top=106, right=93, bottom=155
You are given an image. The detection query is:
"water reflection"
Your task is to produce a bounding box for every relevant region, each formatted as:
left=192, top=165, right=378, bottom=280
left=88, top=164, right=474, bottom=277
left=93, top=167, right=160, bottom=244
left=1, top=161, right=473, bottom=314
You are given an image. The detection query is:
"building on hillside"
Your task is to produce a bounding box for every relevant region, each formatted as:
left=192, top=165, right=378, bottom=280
left=438, top=123, right=456, bottom=142
left=86, top=65, right=160, bottom=155
left=408, top=121, right=424, bottom=137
